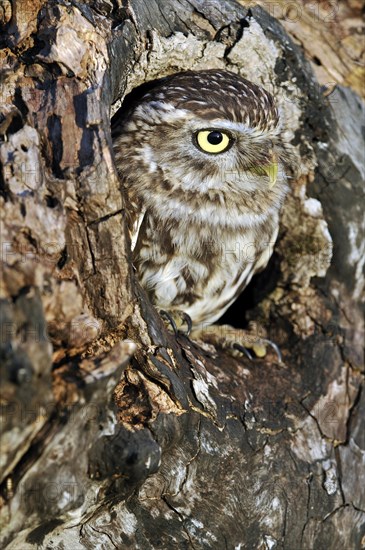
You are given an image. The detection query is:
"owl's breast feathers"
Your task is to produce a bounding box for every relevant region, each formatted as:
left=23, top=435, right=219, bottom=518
left=130, top=208, right=279, bottom=326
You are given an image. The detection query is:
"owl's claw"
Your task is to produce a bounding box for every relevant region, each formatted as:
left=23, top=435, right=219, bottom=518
left=182, top=312, right=193, bottom=336
left=159, top=309, right=192, bottom=336
left=160, top=310, right=178, bottom=335
left=261, top=338, right=282, bottom=363
left=232, top=343, right=254, bottom=360
left=191, top=324, right=282, bottom=363
left=234, top=339, right=282, bottom=362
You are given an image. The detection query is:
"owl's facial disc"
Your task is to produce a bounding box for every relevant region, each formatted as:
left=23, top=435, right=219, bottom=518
left=194, top=129, right=233, bottom=155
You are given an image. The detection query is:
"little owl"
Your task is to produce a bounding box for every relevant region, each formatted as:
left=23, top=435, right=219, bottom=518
left=112, top=69, right=288, bottom=358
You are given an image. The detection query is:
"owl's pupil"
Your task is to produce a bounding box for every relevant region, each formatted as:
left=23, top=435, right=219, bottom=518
left=207, top=131, right=223, bottom=145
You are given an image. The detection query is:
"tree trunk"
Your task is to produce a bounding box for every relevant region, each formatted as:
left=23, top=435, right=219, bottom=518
left=0, top=1, right=364, bottom=548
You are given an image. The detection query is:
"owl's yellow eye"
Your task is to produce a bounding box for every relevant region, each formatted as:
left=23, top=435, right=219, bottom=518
left=195, top=130, right=231, bottom=154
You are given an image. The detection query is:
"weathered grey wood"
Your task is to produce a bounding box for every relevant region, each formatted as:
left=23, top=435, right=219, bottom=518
left=0, top=0, right=363, bottom=548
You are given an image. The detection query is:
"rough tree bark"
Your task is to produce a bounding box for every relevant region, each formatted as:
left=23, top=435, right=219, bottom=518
left=0, top=0, right=364, bottom=548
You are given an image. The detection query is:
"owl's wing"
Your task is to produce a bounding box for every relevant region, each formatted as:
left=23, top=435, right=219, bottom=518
left=129, top=208, right=145, bottom=252
left=122, top=188, right=146, bottom=253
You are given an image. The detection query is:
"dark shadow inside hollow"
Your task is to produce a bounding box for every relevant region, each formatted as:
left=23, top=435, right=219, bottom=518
left=219, top=251, right=282, bottom=328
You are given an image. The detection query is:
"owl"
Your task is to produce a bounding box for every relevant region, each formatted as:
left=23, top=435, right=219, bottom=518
left=112, top=70, right=288, bottom=354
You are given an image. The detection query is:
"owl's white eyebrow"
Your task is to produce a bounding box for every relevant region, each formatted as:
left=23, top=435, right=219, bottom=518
left=138, top=102, right=191, bottom=121
left=194, top=120, right=263, bottom=137
left=138, top=102, right=277, bottom=137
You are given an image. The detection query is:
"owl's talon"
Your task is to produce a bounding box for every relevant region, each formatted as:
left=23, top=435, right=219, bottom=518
left=181, top=312, right=192, bottom=336
left=233, top=343, right=254, bottom=360
left=233, top=338, right=282, bottom=362
left=159, top=309, right=192, bottom=336
left=261, top=338, right=282, bottom=363
left=159, top=309, right=179, bottom=336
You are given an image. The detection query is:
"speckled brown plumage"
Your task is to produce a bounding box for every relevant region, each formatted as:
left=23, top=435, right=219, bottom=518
left=112, top=69, right=288, bottom=328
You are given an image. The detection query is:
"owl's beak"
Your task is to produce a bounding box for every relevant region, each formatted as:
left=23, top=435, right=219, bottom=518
left=249, top=155, right=278, bottom=188
left=263, top=155, right=278, bottom=188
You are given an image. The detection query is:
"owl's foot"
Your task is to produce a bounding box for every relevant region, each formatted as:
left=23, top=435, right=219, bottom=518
left=191, top=323, right=282, bottom=363
left=232, top=340, right=282, bottom=362
left=159, top=309, right=192, bottom=336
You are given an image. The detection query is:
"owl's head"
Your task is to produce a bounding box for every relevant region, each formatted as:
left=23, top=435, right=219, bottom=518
left=112, top=69, right=286, bottom=209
